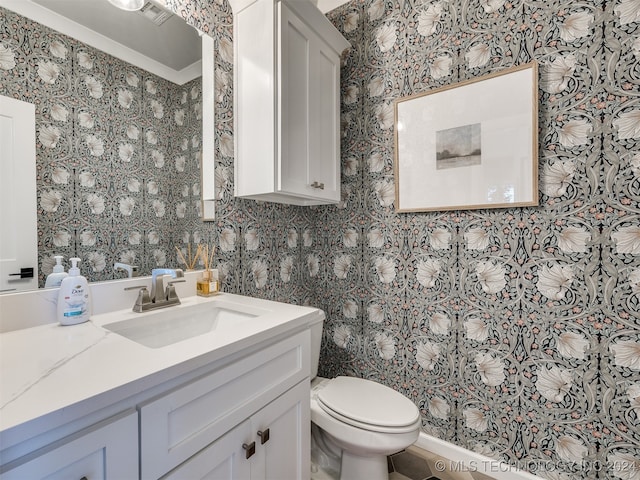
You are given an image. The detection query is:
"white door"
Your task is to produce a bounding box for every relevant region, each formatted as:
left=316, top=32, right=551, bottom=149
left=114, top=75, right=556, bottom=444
left=0, top=95, right=37, bottom=292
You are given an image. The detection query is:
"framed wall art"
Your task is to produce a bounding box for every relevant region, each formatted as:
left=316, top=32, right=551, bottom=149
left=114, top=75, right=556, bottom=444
left=394, top=61, right=539, bottom=212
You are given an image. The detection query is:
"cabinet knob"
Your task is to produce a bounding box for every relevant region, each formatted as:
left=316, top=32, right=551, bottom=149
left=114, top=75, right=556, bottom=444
left=242, top=441, right=256, bottom=459
left=310, top=181, right=325, bottom=190
left=257, top=428, right=270, bottom=444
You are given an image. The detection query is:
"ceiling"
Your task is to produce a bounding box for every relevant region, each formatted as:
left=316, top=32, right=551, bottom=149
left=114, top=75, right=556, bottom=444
left=1, top=0, right=201, bottom=83
left=2, top=0, right=350, bottom=83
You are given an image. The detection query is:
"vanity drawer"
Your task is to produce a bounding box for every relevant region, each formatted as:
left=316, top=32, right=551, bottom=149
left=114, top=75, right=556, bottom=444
left=0, top=410, right=137, bottom=480
left=140, top=330, right=310, bottom=480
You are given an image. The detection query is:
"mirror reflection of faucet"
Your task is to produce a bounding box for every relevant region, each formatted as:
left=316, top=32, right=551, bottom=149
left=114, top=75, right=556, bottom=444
left=114, top=263, right=139, bottom=279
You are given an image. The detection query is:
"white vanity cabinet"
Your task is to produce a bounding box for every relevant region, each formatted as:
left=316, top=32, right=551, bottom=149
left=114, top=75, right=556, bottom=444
left=140, top=330, right=310, bottom=479
left=233, top=0, right=350, bottom=206
left=0, top=329, right=311, bottom=480
left=0, top=410, right=138, bottom=480
left=0, top=292, right=320, bottom=480
left=162, top=381, right=309, bottom=480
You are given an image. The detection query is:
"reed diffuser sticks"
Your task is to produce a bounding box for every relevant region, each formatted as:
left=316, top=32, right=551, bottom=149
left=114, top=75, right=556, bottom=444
left=175, top=243, right=202, bottom=270
left=202, top=244, right=216, bottom=272
left=176, top=242, right=219, bottom=299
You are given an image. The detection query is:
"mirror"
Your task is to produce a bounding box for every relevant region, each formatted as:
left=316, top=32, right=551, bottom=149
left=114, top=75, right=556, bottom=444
left=0, top=0, right=215, bottom=288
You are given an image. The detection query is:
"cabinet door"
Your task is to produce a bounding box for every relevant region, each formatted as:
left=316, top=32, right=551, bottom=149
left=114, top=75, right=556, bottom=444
left=161, top=380, right=309, bottom=480
left=278, top=2, right=312, bottom=198
left=0, top=410, right=137, bottom=480
left=161, top=420, right=252, bottom=480
left=252, top=380, right=310, bottom=480
left=308, top=34, right=341, bottom=203
left=140, top=331, right=309, bottom=479
left=278, top=3, right=340, bottom=203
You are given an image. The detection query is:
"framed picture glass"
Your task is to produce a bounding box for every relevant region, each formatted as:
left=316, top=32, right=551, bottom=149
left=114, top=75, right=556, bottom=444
left=394, top=62, right=538, bottom=212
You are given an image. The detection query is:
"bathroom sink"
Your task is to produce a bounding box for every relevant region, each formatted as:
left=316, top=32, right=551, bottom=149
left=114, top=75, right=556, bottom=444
left=102, top=301, right=265, bottom=348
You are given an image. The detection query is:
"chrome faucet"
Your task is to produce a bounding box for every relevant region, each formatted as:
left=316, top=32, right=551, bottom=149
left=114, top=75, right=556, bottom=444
left=125, top=268, right=185, bottom=313
left=150, top=268, right=184, bottom=300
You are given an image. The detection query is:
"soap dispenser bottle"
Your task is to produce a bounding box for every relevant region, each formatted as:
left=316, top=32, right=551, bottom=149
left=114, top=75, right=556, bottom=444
left=44, top=255, right=68, bottom=288
left=57, top=257, right=91, bottom=326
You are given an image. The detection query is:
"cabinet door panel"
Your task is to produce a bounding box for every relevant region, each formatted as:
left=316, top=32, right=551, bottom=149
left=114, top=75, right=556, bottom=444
left=234, top=0, right=276, bottom=197
left=253, top=380, right=310, bottom=480
left=0, top=410, right=137, bottom=480
left=310, top=44, right=340, bottom=202
left=162, top=420, right=252, bottom=480
left=278, top=2, right=311, bottom=196
left=278, top=2, right=340, bottom=203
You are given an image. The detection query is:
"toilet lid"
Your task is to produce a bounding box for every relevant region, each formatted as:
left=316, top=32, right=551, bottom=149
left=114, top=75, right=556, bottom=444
left=316, top=376, right=420, bottom=433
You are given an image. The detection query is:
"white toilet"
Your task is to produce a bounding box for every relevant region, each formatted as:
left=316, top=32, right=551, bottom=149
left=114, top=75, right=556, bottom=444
left=309, top=317, right=421, bottom=480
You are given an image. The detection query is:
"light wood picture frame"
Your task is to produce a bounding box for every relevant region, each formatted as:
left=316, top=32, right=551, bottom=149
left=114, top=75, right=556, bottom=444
left=394, top=61, right=539, bottom=212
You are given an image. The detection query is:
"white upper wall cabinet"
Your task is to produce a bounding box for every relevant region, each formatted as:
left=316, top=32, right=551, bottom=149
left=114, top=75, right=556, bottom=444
left=231, top=0, right=350, bottom=206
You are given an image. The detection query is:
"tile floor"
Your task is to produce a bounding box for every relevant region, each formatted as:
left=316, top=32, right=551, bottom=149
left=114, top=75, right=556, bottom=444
left=388, top=446, right=496, bottom=480
left=313, top=444, right=496, bottom=480
left=388, top=449, right=440, bottom=480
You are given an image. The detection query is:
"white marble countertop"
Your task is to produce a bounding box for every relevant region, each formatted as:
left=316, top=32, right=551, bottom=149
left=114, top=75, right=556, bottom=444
left=0, top=292, right=322, bottom=448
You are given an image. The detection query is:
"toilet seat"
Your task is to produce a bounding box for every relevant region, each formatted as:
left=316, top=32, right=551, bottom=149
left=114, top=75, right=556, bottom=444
left=316, top=376, right=420, bottom=434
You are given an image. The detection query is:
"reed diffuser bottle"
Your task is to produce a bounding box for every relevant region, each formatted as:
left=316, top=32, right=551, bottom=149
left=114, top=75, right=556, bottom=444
left=196, top=245, right=219, bottom=297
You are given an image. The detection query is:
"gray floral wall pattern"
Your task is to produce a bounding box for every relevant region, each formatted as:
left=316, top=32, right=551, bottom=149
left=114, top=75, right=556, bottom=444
left=3, top=0, right=640, bottom=478
left=317, top=0, right=640, bottom=478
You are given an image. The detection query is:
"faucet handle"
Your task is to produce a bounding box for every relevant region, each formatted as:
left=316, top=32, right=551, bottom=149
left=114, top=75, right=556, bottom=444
left=124, top=285, right=151, bottom=312
left=166, top=279, right=185, bottom=303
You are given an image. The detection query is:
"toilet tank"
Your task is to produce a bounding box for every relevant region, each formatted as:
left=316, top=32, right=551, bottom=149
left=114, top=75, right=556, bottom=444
left=309, top=313, right=324, bottom=380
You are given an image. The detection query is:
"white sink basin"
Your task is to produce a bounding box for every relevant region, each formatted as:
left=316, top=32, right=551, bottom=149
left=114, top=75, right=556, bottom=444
left=103, top=301, right=266, bottom=348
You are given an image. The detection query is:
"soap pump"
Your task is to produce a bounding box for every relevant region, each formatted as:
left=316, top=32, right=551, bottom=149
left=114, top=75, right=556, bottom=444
left=57, top=257, right=91, bottom=326
left=44, top=255, right=68, bottom=288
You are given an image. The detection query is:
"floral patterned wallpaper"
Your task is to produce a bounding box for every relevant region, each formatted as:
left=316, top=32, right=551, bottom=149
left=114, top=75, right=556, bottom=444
left=316, top=0, right=640, bottom=478
left=3, top=0, right=640, bottom=478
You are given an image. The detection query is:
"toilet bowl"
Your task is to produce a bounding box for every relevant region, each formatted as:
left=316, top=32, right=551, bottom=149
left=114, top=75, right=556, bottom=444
left=309, top=318, right=421, bottom=480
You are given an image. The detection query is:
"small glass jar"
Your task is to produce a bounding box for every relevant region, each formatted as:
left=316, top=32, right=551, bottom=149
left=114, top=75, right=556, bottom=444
left=196, top=269, right=219, bottom=297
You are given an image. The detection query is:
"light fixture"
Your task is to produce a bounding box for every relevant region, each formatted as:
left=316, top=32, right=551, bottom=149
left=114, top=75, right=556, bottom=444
left=107, top=0, right=144, bottom=11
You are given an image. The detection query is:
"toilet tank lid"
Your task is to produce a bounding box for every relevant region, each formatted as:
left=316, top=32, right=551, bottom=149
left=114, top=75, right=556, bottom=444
left=317, top=376, right=420, bottom=428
